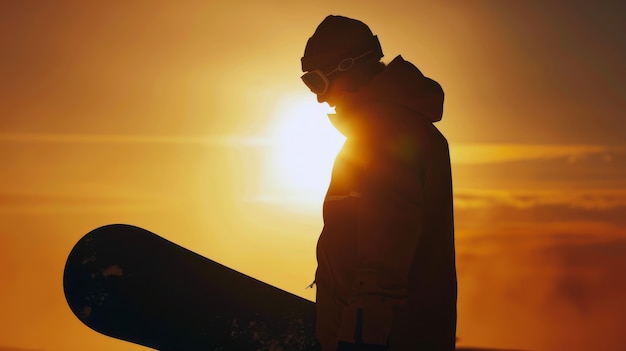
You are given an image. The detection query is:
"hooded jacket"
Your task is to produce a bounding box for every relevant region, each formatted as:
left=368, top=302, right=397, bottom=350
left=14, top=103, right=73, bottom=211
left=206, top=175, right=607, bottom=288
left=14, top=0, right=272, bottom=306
left=315, top=56, right=456, bottom=350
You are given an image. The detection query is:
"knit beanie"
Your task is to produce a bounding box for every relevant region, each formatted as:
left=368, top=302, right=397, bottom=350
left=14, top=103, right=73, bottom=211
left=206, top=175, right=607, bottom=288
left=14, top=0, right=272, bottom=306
left=301, top=15, right=383, bottom=72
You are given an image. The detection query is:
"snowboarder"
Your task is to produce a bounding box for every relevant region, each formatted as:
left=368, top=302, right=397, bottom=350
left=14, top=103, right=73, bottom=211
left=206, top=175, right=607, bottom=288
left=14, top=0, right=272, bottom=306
left=301, top=15, right=457, bottom=351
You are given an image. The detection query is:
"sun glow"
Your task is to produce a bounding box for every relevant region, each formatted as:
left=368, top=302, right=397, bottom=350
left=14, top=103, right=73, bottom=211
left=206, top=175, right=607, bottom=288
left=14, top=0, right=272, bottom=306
left=265, top=93, right=345, bottom=204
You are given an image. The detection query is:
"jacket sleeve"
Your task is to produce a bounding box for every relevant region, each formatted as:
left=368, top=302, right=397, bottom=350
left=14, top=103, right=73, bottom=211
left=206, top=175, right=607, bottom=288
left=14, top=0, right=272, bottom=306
left=337, top=129, right=428, bottom=347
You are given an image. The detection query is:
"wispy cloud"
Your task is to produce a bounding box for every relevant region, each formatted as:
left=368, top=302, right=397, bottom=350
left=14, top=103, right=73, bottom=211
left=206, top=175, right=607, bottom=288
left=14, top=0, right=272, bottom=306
left=451, top=145, right=626, bottom=191
left=455, top=188, right=626, bottom=209
left=0, top=133, right=270, bottom=146
left=454, top=189, right=626, bottom=246
left=0, top=192, right=168, bottom=214
left=450, top=143, right=625, bottom=164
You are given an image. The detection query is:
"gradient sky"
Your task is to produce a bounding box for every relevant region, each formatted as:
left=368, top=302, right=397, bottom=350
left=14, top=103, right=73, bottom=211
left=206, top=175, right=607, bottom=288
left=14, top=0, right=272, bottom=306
left=1, top=1, right=625, bottom=351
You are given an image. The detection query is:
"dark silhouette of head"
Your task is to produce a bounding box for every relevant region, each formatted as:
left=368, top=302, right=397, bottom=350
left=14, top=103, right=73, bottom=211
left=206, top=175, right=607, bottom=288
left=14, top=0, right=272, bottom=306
left=301, top=15, right=385, bottom=106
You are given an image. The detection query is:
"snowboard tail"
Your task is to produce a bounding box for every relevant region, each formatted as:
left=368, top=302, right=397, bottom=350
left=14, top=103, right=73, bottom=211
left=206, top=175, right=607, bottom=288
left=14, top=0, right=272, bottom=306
left=63, top=224, right=320, bottom=350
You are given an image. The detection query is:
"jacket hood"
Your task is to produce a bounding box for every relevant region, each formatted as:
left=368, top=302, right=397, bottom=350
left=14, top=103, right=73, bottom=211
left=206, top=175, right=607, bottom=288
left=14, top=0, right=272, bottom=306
left=365, top=55, right=444, bottom=123
left=329, top=56, right=444, bottom=136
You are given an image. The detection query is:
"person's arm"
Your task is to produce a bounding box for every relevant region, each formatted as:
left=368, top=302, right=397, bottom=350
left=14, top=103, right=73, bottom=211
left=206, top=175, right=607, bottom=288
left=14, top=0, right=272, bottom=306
left=337, top=132, right=428, bottom=348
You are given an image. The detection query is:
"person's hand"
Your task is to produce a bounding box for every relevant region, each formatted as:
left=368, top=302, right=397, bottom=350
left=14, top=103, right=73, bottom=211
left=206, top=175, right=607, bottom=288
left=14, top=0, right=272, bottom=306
left=336, top=341, right=387, bottom=351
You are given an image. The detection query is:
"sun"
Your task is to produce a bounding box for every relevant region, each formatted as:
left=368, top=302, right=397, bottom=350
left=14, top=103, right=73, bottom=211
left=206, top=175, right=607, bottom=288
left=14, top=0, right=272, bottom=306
left=266, top=93, right=345, bottom=202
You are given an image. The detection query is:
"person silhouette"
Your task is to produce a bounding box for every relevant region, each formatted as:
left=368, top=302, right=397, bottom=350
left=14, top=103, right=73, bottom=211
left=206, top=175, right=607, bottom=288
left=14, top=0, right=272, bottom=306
left=301, top=15, right=457, bottom=351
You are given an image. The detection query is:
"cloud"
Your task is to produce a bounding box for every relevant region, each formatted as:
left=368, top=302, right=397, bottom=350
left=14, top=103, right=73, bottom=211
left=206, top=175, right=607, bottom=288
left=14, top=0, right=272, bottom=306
left=542, top=237, right=626, bottom=313
left=0, top=192, right=166, bottom=214
left=450, top=144, right=626, bottom=191
left=449, top=144, right=625, bottom=165
left=0, top=133, right=270, bottom=146
left=454, top=188, right=626, bottom=209
left=450, top=144, right=608, bottom=164
left=457, top=233, right=626, bottom=351
left=454, top=189, right=626, bottom=241
left=454, top=186, right=626, bottom=350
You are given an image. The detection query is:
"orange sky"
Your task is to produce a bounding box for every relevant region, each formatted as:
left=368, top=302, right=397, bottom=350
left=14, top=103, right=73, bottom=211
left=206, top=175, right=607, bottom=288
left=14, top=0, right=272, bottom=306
left=1, top=1, right=625, bottom=351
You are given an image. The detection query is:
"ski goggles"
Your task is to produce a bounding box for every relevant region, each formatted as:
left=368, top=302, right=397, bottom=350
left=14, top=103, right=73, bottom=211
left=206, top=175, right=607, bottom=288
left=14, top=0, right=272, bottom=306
left=301, top=50, right=374, bottom=95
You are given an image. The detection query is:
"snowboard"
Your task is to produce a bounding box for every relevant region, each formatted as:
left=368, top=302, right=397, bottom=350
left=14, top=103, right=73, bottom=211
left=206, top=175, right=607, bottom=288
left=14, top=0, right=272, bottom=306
left=63, top=224, right=320, bottom=351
